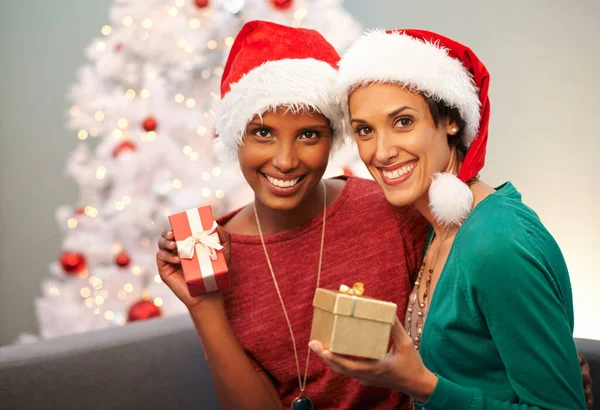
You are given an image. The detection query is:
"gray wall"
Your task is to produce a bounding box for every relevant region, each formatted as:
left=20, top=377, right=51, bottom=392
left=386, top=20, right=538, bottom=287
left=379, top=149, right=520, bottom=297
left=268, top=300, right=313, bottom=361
left=0, top=1, right=113, bottom=344
left=0, top=1, right=599, bottom=345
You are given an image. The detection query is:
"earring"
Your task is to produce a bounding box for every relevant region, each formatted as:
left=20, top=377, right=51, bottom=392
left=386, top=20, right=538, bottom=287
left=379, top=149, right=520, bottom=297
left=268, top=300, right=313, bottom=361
left=450, top=127, right=459, bottom=135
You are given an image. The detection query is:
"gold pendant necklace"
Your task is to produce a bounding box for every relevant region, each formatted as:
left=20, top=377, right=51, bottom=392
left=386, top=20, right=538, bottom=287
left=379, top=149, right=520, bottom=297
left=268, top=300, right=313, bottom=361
left=253, top=181, right=327, bottom=410
left=405, top=224, right=450, bottom=349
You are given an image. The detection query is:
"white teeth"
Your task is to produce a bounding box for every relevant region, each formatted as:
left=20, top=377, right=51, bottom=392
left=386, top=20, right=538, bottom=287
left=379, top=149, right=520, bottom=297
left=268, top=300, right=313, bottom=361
left=383, top=163, right=415, bottom=180
left=265, top=175, right=301, bottom=188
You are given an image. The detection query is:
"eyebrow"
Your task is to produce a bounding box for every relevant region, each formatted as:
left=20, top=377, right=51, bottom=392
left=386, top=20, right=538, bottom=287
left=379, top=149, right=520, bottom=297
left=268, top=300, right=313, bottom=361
left=351, top=106, right=415, bottom=124
left=246, top=122, right=329, bottom=131
left=247, top=121, right=268, bottom=127
left=387, top=106, right=415, bottom=118
left=298, top=125, right=330, bottom=131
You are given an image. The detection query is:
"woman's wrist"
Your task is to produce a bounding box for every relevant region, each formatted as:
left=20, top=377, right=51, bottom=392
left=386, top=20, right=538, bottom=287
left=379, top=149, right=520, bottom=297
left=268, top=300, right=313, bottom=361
left=188, top=291, right=225, bottom=316
left=408, top=367, right=438, bottom=403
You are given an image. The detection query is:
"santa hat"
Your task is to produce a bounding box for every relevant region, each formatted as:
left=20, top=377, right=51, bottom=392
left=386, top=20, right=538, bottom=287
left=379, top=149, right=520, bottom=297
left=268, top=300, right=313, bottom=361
left=337, top=29, right=490, bottom=226
left=214, top=20, right=345, bottom=160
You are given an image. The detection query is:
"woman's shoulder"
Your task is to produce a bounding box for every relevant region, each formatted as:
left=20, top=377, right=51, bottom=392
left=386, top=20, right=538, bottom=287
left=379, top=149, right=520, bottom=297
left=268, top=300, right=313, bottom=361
left=341, top=176, right=395, bottom=207
left=455, top=183, right=567, bottom=281
left=337, top=177, right=400, bottom=218
left=340, top=175, right=379, bottom=193
left=340, top=176, right=429, bottom=239
left=460, top=182, right=549, bottom=244
left=216, top=204, right=255, bottom=234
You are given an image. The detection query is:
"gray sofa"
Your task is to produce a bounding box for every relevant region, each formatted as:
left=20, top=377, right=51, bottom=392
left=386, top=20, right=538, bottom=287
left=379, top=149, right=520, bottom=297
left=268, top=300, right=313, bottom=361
left=0, top=315, right=598, bottom=409
left=0, top=315, right=218, bottom=410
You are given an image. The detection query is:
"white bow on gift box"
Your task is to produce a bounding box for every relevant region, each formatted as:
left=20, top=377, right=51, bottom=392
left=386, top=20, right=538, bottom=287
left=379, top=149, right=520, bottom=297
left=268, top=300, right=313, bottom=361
left=176, top=220, right=223, bottom=260
left=175, top=220, right=223, bottom=292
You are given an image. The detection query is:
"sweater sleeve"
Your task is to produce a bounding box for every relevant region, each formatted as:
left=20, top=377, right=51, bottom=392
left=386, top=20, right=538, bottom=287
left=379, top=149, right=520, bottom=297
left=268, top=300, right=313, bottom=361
left=420, top=235, right=586, bottom=410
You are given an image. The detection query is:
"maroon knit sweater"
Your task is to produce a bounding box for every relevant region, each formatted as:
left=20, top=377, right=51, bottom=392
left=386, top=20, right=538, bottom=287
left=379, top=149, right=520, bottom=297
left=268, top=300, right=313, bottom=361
left=218, top=177, right=428, bottom=410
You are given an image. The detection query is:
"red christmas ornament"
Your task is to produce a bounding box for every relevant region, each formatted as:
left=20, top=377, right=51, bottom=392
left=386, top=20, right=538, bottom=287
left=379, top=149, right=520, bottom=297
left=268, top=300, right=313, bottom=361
left=127, top=299, right=162, bottom=322
left=142, top=116, right=157, bottom=132
left=60, top=251, right=87, bottom=275
left=194, top=0, right=209, bottom=8
left=114, top=43, right=123, bottom=52
left=74, top=206, right=85, bottom=216
left=115, top=251, right=131, bottom=268
left=270, top=0, right=293, bottom=10
left=112, top=140, right=137, bottom=157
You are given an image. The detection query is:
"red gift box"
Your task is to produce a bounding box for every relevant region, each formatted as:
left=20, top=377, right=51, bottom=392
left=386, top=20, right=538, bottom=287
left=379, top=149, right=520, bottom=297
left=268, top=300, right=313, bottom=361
left=168, top=206, right=229, bottom=296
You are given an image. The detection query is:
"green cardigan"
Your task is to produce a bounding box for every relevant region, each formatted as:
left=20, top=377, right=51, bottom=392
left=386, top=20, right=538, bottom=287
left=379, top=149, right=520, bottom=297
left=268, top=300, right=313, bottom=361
left=418, top=183, right=586, bottom=409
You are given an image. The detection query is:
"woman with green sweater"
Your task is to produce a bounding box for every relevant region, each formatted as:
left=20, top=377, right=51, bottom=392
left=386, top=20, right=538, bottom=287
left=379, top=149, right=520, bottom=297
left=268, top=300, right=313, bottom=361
left=309, top=29, right=587, bottom=409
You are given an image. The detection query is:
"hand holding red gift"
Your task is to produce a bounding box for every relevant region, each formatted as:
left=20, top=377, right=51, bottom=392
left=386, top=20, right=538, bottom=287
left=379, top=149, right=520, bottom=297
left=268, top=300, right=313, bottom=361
left=157, top=208, right=231, bottom=310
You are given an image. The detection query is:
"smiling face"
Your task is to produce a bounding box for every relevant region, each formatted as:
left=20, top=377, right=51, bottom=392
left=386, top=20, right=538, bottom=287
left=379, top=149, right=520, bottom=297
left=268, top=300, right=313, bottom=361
left=348, top=83, right=459, bottom=207
left=238, top=107, right=333, bottom=211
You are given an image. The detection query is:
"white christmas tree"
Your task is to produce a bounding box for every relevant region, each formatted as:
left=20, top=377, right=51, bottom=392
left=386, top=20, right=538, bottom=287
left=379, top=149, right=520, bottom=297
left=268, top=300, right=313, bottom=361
left=27, top=0, right=365, bottom=342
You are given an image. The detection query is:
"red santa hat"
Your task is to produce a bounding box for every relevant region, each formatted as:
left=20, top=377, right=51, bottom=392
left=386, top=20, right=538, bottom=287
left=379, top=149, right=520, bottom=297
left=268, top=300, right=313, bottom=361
left=337, top=29, right=490, bottom=226
left=215, top=20, right=345, bottom=160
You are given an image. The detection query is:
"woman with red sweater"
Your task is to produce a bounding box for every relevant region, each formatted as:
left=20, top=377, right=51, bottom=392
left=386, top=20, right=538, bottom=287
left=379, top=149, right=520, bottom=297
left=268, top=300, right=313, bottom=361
left=156, top=21, right=428, bottom=410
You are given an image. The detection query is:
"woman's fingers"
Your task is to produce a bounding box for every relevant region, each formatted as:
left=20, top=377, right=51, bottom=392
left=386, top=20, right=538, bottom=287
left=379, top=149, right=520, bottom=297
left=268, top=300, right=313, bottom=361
left=216, top=225, right=232, bottom=264
left=158, top=235, right=178, bottom=252
left=157, top=249, right=180, bottom=265
left=309, top=340, right=379, bottom=378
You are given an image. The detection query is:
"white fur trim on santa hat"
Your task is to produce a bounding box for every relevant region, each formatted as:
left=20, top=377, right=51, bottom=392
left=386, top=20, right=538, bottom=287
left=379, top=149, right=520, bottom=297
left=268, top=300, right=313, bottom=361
left=214, top=58, right=346, bottom=161
left=429, top=172, right=474, bottom=226
left=337, top=30, right=481, bottom=147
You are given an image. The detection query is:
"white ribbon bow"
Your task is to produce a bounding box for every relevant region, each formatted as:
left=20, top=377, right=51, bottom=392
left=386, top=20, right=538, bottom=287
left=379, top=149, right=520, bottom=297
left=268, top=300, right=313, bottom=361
left=176, top=221, right=223, bottom=261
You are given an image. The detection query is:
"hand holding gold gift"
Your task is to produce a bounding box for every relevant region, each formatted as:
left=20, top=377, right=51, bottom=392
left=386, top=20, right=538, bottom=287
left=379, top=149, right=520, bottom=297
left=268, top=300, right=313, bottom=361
left=309, top=283, right=438, bottom=403
left=309, top=282, right=397, bottom=360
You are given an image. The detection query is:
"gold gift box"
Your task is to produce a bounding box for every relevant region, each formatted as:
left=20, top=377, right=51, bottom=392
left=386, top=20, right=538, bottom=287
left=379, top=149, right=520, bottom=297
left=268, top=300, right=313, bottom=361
left=309, top=288, right=397, bottom=360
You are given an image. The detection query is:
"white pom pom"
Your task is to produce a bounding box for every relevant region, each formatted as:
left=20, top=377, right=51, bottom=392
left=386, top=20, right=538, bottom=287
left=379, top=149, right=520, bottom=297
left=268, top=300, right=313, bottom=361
left=429, top=172, right=473, bottom=226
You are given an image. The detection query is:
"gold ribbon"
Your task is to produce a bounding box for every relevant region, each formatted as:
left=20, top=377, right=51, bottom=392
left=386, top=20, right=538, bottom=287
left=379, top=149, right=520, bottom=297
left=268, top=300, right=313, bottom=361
left=339, top=282, right=365, bottom=296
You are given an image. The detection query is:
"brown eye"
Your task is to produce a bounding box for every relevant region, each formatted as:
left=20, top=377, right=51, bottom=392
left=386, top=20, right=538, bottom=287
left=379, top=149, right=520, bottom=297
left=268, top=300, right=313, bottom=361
left=254, top=129, right=273, bottom=138
left=355, top=126, right=373, bottom=137
left=298, top=131, right=318, bottom=140
left=393, top=117, right=413, bottom=129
